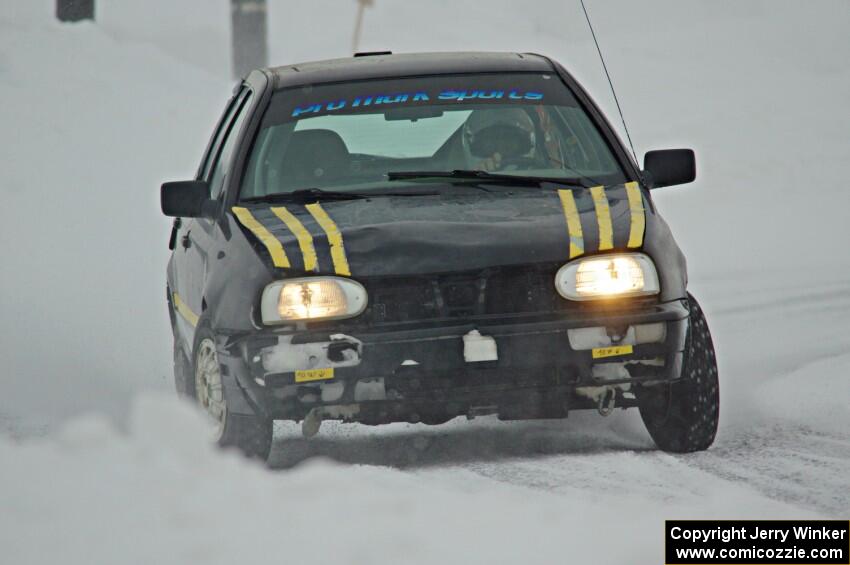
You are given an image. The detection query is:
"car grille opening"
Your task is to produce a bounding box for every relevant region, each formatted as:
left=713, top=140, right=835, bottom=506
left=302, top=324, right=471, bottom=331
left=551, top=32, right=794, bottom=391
left=362, top=265, right=566, bottom=324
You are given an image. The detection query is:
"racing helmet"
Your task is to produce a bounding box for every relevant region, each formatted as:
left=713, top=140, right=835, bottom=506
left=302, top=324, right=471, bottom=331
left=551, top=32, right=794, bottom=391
left=461, top=107, right=536, bottom=161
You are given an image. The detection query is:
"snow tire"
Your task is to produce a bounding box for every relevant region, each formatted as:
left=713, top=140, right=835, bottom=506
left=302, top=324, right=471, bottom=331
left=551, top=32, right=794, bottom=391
left=640, top=293, right=719, bottom=453
left=191, top=324, right=273, bottom=461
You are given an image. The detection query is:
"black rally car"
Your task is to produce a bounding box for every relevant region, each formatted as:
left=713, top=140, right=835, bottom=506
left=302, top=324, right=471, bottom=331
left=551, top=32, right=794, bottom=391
left=162, top=52, right=718, bottom=460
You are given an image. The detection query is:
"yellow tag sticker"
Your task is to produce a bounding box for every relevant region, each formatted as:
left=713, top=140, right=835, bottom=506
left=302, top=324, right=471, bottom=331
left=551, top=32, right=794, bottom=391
left=591, top=345, right=634, bottom=359
left=294, top=368, right=335, bottom=383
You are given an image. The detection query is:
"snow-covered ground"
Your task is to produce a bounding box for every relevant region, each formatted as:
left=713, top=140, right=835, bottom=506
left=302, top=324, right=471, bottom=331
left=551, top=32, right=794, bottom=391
left=1, top=1, right=848, bottom=563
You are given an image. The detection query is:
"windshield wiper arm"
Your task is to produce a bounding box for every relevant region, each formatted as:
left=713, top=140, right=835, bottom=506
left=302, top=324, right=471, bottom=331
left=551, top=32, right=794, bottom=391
left=387, top=170, right=591, bottom=187
left=243, top=187, right=437, bottom=203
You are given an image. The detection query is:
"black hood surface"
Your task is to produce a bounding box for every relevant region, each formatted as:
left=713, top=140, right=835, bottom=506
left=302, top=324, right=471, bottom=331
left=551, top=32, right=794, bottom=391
left=232, top=183, right=650, bottom=278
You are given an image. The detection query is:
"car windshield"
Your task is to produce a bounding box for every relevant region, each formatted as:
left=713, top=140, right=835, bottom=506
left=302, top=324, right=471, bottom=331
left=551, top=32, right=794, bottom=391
left=240, top=72, right=627, bottom=199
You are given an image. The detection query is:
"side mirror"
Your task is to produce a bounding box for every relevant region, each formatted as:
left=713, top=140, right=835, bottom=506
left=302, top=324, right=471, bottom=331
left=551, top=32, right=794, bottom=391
left=161, top=180, right=216, bottom=218
left=643, top=149, right=696, bottom=188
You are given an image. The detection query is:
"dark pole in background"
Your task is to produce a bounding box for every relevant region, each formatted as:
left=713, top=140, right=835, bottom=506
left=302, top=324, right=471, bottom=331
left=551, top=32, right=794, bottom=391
left=56, top=0, right=94, bottom=22
left=231, top=0, right=268, bottom=79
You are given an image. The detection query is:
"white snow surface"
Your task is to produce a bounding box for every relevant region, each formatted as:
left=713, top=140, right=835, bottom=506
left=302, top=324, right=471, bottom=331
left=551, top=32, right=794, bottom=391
left=1, top=1, right=849, bottom=563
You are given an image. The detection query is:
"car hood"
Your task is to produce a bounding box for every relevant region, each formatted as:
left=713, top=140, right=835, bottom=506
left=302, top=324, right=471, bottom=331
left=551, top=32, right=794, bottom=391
left=231, top=183, right=649, bottom=278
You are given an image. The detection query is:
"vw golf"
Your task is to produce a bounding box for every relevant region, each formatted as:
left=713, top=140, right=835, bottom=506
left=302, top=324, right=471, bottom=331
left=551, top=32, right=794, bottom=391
left=161, top=51, right=719, bottom=460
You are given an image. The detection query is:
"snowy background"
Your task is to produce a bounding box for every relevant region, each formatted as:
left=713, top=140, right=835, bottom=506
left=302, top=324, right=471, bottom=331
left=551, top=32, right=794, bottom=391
left=1, top=0, right=848, bottom=563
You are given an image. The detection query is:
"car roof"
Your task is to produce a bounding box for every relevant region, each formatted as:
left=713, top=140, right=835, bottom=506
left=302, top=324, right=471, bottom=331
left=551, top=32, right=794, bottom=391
left=266, top=51, right=555, bottom=90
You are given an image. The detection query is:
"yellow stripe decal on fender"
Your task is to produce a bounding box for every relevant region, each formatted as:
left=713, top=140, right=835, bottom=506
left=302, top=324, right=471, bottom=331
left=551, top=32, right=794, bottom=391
left=305, top=202, right=351, bottom=276
left=271, top=206, right=318, bottom=272
left=624, top=181, right=646, bottom=248
left=172, top=292, right=199, bottom=328
left=558, top=189, right=584, bottom=259
left=232, top=206, right=291, bottom=268
left=589, top=185, right=614, bottom=251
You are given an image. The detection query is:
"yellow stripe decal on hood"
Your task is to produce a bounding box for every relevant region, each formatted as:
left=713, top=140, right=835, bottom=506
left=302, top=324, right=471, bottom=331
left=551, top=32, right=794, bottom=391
left=558, top=189, right=584, bottom=259
left=589, top=185, right=614, bottom=250
left=305, top=202, right=351, bottom=276
left=172, top=292, right=199, bottom=327
left=625, top=182, right=646, bottom=248
left=271, top=206, right=318, bottom=272
left=232, top=206, right=291, bottom=268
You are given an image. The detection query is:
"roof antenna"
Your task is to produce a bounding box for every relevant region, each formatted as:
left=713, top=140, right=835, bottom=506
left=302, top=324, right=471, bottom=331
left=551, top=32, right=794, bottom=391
left=579, top=0, right=638, bottom=164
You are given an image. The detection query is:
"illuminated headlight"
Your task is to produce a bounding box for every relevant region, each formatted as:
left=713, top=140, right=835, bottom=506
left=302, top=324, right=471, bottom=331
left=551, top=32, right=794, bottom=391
left=261, top=277, right=367, bottom=324
left=555, top=253, right=660, bottom=301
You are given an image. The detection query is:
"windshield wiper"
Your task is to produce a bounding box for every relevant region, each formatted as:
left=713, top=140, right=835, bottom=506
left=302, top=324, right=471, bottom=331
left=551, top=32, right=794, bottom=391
left=242, top=187, right=437, bottom=203
left=386, top=169, right=591, bottom=187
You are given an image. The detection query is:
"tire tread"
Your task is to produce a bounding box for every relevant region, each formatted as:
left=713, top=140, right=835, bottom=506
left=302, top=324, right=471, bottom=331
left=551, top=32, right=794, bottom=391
left=640, top=293, right=719, bottom=453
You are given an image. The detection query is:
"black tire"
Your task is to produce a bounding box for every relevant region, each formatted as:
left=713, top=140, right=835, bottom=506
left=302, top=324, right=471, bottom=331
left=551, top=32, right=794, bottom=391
left=190, top=324, right=273, bottom=460
left=218, top=413, right=274, bottom=461
left=639, top=293, right=719, bottom=453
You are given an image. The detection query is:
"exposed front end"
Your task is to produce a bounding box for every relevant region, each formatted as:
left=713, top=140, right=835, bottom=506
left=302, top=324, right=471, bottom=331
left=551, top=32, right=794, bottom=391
left=216, top=262, right=689, bottom=426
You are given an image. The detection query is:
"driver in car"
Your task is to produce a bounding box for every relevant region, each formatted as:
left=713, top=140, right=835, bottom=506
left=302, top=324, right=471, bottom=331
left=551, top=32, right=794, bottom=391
left=461, top=107, right=538, bottom=172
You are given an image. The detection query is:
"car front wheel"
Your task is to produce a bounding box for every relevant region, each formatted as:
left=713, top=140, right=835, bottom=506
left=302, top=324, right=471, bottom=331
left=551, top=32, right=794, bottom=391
left=190, top=325, right=272, bottom=460
left=639, top=293, right=719, bottom=453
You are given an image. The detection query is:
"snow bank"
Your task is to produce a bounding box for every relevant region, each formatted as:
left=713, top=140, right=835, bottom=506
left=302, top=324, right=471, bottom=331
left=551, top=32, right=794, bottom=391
left=0, top=393, right=818, bottom=565
left=0, top=5, right=228, bottom=429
